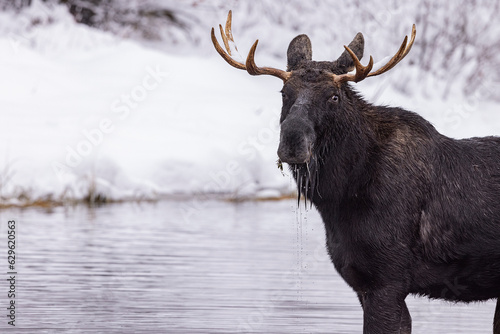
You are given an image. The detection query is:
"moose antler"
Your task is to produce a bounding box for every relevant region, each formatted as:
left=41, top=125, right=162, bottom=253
left=334, top=24, right=416, bottom=84
left=211, top=10, right=291, bottom=81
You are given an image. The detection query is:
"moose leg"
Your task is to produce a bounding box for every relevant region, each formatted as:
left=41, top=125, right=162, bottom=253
left=358, top=292, right=411, bottom=333
left=399, top=301, right=412, bottom=334
left=362, top=289, right=407, bottom=334
left=494, top=298, right=500, bottom=334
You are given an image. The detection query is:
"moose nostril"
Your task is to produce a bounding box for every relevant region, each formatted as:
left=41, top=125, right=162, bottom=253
left=278, top=130, right=313, bottom=164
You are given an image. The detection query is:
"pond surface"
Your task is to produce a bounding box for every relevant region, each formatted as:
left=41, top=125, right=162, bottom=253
left=0, top=200, right=495, bottom=333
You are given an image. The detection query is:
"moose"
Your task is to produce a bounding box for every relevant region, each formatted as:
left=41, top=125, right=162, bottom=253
left=212, top=11, right=500, bottom=333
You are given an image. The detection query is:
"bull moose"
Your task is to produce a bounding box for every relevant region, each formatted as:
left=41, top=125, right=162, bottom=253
left=211, top=11, right=500, bottom=333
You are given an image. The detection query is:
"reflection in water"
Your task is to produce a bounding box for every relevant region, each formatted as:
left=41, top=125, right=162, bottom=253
left=0, top=201, right=495, bottom=333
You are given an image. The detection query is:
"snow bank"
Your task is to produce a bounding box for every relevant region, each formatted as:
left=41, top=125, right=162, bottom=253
left=0, top=4, right=292, bottom=204
left=0, top=3, right=499, bottom=205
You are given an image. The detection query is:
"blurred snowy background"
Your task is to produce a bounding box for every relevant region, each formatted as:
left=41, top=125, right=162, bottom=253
left=1, top=0, right=500, bottom=206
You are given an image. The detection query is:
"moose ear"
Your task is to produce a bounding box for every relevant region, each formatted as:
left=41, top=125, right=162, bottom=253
left=335, top=32, right=364, bottom=72
left=287, top=34, right=312, bottom=71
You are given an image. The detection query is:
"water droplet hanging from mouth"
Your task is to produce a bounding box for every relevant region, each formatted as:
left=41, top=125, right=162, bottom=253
left=279, top=153, right=318, bottom=210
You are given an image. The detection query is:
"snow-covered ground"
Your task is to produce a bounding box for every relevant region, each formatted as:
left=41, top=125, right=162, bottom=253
left=1, top=3, right=499, bottom=206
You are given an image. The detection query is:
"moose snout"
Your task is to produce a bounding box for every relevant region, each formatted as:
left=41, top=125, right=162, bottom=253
left=277, top=119, right=315, bottom=164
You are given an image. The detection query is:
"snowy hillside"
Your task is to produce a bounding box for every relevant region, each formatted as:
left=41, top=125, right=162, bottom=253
left=1, top=1, right=500, bottom=206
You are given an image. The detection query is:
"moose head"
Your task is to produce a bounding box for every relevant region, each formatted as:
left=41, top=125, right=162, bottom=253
left=211, top=11, right=415, bottom=202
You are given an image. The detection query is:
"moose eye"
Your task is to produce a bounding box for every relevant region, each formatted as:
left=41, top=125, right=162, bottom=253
left=331, top=95, right=339, bottom=102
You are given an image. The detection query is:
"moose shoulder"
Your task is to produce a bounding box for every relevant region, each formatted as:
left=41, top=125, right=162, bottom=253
left=212, top=11, right=500, bottom=334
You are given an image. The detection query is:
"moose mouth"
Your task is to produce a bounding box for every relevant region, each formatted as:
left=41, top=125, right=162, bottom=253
left=277, top=149, right=313, bottom=165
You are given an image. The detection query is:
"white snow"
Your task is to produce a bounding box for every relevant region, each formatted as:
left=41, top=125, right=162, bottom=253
left=1, top=2, right=499, bottom=205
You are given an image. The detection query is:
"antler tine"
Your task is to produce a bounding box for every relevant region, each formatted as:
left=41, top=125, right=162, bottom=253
left=333, top=24, right=416, bottom=85
left=210, top=16, right=246, bottom=70
left=224, top=10, right=235, bottom=53
left=218, top=10, right=237, bottom=56
left=334, top=47, right=374, bottom=84
left=404, top=24, right=417, bottom=57
left=367, top=24, right=416, bottom=78
left=219, top=24, right=231, bottom=55
left=211, top=27, right=246, bottom=70
left=246, top=40, right=292, bottom=81
left=211, top=10, right=291, bottom=81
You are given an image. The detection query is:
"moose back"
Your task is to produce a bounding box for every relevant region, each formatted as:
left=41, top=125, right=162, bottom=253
left=212, top=11, right=500, bottom=334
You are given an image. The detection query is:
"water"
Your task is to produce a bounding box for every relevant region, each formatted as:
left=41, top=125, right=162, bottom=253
left=0, top=200, right=495, bottom=333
